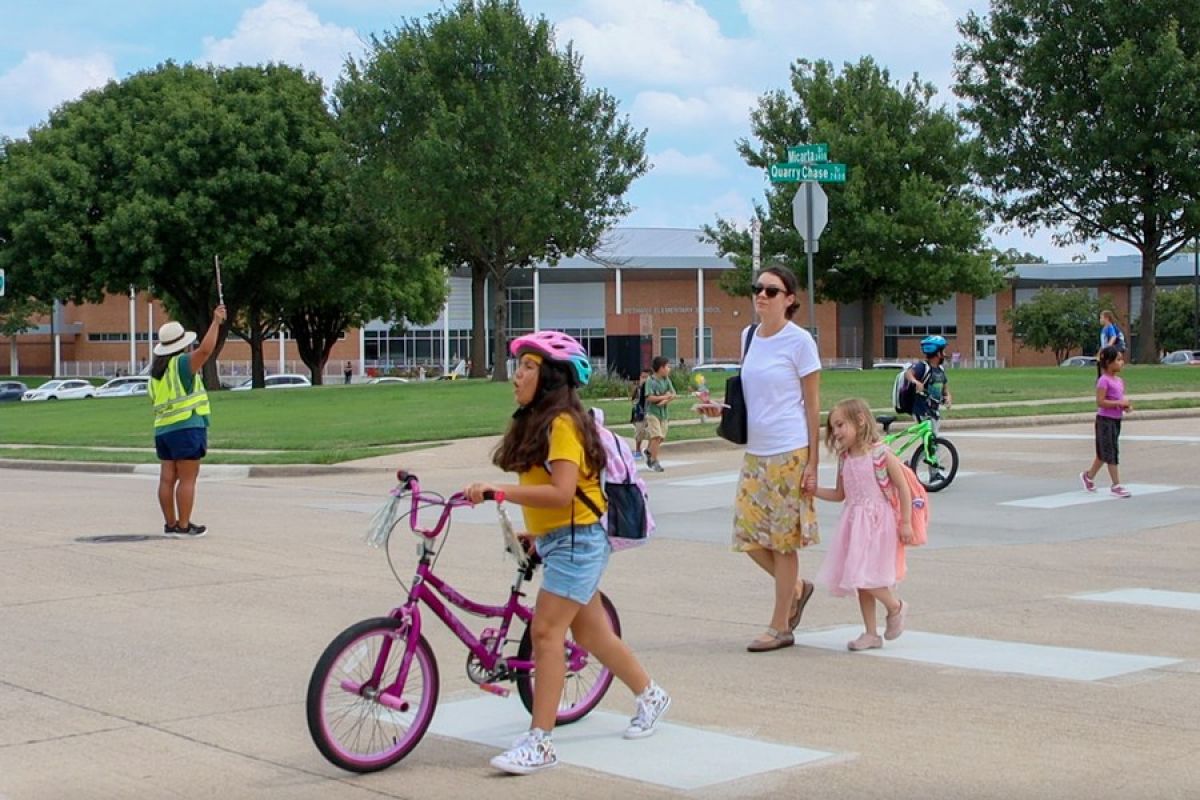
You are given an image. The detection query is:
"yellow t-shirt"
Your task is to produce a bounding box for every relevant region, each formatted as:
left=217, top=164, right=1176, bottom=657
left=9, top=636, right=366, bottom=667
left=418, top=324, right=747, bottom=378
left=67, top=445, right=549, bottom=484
left=519, top=414, right=605, bottom=536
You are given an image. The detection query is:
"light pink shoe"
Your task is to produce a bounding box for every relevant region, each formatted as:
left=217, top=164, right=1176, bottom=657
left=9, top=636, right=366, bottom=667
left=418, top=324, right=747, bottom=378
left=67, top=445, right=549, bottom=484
left=1110, top=484, right=1131, bottom=498
left=1080, top=471, right=1095, bottom=492
left=884, top=601, right=907, bottom=641
left=847, top=633, right=882, bottom=651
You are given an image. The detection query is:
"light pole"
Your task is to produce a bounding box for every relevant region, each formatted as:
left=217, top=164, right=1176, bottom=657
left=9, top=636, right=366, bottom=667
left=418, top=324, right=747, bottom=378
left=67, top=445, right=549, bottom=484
left=1194, top=237, right=1199, bottom=348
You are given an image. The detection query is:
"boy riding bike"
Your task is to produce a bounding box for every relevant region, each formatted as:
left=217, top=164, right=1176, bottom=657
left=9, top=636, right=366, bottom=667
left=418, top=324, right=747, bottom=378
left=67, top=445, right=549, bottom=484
left=907, top=336, right=952, bottom=432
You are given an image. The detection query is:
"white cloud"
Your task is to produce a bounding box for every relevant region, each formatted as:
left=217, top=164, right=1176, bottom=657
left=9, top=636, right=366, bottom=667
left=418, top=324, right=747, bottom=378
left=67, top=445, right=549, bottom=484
left=632, top=86, right=758, bottom=130
left=650, top=148, right=727, bottom=178
left=202, top=0, right=365, bottom=89
left=0, top=51, right=116, bottom=136
left=557, top=0, right=736, bottom=86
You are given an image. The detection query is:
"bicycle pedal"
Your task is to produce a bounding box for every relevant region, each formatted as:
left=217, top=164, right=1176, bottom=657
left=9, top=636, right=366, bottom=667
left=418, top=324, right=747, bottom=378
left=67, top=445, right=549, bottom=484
left=479, top=683, right=510, bottom=698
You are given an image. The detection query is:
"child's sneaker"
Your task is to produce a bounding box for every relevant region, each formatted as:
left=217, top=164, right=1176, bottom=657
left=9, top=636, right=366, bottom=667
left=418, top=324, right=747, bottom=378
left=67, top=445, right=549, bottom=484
left=633, top=450, right=644, bottom=460
left=1110, top=484, right=1131, bottom=498
left=1080, top=471, right=1095, bottom=492
left=648, top=460, right=664, bottom=473
left=490, top=728, right=558, bottom=775
left=624, top=681, right=671, bottom=739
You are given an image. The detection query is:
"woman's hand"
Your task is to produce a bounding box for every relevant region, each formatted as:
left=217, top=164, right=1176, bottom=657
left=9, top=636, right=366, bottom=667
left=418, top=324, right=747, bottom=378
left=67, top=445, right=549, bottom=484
left=801, top=460, right=818, bottom=494
left=462, top=481, right=499, bottom=503
left=899, top=520, right=916, bottom=546
left=695, top=403, right=724, bottom=418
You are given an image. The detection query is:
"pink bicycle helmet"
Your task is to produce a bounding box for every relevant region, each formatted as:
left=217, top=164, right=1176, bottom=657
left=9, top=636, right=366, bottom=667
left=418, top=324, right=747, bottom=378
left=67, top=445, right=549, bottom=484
left=509, top=330, right=593, bottom=386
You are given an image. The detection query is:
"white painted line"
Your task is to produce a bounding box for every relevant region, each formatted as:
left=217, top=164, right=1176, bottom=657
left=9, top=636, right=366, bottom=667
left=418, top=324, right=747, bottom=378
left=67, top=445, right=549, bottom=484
left=428, top=695, right=838, bottom=789
left=669, top=472, right=739, bottom=487
left=953, top=432, right=1200, bottom=443
left=652, top=459, right=703, bottom=469
left=1072, top=588, right=1200, bottom=612
left=794, top=626, right=1181, bottom=681
left=1000, top=483, right=1179, bottom=508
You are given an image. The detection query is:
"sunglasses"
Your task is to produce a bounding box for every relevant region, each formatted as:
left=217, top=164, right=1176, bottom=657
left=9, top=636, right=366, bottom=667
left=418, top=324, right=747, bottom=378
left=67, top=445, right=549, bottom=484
left=751, top=283, right=786, bottom=299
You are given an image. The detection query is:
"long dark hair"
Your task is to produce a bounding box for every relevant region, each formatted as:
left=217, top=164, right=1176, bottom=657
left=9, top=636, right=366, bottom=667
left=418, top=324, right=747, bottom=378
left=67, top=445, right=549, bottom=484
left=1096, top=345, right=1120, bottom=378
left=150, top=352, right=175, bottom=380
left=492, top=358, right=607, bottom=477
left=758, top=265, right=801, bottom=319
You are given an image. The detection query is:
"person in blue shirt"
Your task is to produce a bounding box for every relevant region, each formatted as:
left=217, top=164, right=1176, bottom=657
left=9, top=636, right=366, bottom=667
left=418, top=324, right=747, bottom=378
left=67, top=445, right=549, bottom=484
left=906, top=336, right=952, bottom=429
left=1099, top=310, right=1125, bottom=353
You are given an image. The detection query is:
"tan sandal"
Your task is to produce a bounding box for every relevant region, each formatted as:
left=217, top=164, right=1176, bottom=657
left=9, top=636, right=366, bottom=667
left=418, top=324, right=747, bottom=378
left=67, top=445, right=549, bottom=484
left=747, top=627, right=794, bottom=652
left=788, top=580, right=814, bottom=632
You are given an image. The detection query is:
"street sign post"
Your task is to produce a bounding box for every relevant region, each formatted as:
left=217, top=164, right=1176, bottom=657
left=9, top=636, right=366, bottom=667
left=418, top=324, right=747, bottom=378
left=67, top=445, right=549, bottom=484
left=787, top=143, right=828, bottom=164
left=769, top=162, right=847, bottom=183
left=792, top=182, right=828, bottom=253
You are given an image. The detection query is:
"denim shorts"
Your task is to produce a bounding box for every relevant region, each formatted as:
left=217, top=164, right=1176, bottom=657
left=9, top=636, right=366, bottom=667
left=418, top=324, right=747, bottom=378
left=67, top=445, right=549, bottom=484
left=534, top=522, right=611, bottom=605
left=155, top=427, right=208, bottom=461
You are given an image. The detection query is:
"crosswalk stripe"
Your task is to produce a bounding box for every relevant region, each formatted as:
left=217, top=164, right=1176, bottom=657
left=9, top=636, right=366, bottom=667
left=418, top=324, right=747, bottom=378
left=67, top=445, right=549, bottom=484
left=1000, top=483, right=1180, bottom=508
left=429, top=695, right=838, bottom=789
left=1072, top=588, right=1200, bottom=611
left=793, top=626, right=1181, bottom=681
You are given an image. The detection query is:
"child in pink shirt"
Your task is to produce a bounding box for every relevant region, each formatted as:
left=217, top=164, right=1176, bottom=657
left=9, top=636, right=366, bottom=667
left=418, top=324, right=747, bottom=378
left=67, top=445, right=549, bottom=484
left=1080, top=347, right=1132, bottom=498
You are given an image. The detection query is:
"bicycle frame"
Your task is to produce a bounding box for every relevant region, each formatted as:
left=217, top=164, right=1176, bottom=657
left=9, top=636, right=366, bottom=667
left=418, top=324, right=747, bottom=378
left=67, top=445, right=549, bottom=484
left=369, top=471, right=587, bottom=706
left=883, top=418, right=935, bottom=462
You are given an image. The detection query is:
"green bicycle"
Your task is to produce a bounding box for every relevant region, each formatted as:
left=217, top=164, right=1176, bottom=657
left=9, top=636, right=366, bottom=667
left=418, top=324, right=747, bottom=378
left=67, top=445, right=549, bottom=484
left=875, top=404, right=959, bottom=492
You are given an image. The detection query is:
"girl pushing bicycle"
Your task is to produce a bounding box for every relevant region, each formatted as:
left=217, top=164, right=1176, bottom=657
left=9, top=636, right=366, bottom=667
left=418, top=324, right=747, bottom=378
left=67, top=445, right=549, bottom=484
left=463, top=331, right=671, bottom=775
left=815, top=398, right=916, bottom=651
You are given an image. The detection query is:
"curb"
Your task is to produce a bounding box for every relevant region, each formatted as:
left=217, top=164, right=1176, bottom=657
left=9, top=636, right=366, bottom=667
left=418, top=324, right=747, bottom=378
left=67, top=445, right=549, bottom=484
left=3, top=407, right=1198, bottom=477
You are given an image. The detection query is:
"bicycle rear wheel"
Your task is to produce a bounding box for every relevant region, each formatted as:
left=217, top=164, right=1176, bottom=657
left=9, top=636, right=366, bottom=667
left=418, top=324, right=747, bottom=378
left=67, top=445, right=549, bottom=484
left=306, top=617, right=439, bottom=772
left=909, top=436, right=958, bottom=492
left=515, top=592, right=621, bottom=725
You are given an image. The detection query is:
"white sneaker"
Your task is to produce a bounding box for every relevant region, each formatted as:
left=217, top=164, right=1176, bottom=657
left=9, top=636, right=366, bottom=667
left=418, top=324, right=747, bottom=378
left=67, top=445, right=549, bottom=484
left=490, top=728, right=558, bottom=775
left=624, top=682, right=671, bottom=739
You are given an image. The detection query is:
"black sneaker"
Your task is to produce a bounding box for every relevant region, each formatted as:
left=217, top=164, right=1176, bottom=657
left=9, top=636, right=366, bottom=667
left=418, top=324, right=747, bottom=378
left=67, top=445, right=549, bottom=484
left=167, top=523, right=207, bottom=538
left=163, top=523, right=178, bottom=535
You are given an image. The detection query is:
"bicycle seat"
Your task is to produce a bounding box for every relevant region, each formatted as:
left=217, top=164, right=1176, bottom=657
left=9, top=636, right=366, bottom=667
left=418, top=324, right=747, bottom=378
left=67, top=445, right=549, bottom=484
left=875, top=414, right=896, bottom=433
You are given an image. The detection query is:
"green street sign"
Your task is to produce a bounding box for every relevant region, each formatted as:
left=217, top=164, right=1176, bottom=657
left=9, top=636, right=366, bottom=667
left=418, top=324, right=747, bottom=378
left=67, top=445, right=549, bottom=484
left=0, top=268, right=5, bottom=297
left=769, top=162, right=847, bottom=183
left=787, top=144, right=828, bottom=164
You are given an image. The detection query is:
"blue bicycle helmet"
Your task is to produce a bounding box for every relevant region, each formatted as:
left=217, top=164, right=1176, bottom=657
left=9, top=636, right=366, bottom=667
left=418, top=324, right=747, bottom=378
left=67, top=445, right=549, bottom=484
left=920, top=335, right=948, bottom=355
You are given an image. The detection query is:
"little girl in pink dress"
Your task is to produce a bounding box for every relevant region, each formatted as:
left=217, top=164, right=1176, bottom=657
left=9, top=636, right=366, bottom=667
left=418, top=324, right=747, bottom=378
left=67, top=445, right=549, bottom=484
left=815, top=398, right=916, bottom=651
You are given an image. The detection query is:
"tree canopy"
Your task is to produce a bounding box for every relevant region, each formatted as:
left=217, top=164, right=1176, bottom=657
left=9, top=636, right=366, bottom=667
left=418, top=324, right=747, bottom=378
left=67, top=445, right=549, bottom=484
left=0, top=62, right=443, bottom=386
left=1151, top=286, right=1199, bottom=352
left=705, top=57, right=1005, bottom=366
left=1005, top=288, right=1110, bottom=363
left=336, top=0, right=647, bottom=380
left=955, top=0, right=1200, bottom=363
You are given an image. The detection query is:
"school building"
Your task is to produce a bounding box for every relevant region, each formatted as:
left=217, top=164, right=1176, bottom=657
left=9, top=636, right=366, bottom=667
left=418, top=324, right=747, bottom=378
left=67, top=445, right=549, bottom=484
left=4, top=228, right=1191, bottom=377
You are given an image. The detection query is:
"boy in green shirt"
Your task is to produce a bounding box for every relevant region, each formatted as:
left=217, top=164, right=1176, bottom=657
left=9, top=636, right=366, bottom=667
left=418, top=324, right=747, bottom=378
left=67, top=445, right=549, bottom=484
left=644, top=356, right=676, bottom=472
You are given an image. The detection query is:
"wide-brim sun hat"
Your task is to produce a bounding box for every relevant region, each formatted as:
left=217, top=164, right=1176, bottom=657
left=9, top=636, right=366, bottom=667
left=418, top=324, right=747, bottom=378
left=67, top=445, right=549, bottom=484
left=154, top=321, right=198, bottom=356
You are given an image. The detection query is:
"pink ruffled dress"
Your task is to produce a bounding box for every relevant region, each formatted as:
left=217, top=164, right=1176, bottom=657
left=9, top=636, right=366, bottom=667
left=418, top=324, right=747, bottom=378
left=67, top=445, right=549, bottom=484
left=816, top=450, right=905, bottom=597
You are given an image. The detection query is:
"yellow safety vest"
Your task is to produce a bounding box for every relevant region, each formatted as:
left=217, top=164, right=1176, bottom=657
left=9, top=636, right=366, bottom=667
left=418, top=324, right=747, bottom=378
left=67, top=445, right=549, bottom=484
left=150, top=355, right=211, bottom=429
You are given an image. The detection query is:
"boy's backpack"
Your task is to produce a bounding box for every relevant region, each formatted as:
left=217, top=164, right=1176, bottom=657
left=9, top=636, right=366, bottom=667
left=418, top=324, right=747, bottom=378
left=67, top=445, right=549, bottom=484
left=1114, top=327, right=1127, bottom=353
left=577, top=408, right=655, bottom=551
left=864, top=445, right=928, bottom=545
left=892, top=362, right=921, bottom=415
left=630, top=383, right=647, bottom=423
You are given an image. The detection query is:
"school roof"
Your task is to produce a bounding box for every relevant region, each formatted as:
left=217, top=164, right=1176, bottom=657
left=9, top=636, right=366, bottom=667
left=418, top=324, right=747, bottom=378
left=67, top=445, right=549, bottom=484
left=1012, top=253, right=1196, bottom=286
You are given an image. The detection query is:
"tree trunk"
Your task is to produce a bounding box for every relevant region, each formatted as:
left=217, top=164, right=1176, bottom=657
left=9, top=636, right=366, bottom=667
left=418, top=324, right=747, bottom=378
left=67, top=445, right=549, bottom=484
left=1136, top=250, right=1158, bottom=364
left=470, top=268, right=488, bottom=378
left=491, top=268, right=509, bottom=383
left=859, top=291, right=876, bottom=368
left=249, top=307, right=266, bottom=388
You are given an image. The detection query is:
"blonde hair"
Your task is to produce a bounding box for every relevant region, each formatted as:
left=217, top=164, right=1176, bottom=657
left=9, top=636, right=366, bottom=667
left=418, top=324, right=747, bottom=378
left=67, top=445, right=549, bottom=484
left=825, top=397, right=881, bottom=453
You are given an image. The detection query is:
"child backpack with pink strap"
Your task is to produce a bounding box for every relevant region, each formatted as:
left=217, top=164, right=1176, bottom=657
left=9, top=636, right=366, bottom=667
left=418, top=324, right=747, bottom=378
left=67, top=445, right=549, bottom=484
left=867, top=444, right=929, bottom=545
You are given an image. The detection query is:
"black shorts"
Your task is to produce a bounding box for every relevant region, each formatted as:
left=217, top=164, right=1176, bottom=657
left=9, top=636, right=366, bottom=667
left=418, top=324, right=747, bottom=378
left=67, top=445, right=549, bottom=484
left=155, top=427, right=208, bottom=461
left=1094, top=416, right=1121, bottom=465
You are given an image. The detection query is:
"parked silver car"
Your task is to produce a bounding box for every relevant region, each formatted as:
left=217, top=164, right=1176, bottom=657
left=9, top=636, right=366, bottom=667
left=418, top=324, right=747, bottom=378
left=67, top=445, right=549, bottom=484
left=21, top=379, right=97, bottom=401
left=96, top=376, right=150, bottom=397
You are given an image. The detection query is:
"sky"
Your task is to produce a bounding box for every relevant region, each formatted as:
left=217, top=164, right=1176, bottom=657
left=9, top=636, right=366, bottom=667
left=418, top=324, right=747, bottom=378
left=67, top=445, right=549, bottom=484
left=0, top=0, right=1134, bottom=264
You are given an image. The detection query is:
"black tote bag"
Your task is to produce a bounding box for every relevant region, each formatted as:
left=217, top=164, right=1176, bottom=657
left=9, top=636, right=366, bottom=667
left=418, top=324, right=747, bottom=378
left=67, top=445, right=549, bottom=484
left=717, top=324, right=758, bottom=445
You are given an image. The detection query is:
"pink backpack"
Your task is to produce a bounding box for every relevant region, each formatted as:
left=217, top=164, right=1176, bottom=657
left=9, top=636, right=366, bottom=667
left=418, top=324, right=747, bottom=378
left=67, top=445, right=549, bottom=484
left=867, top=445, right=929, bottom=546
left=589, top=408, right=655, bottom=551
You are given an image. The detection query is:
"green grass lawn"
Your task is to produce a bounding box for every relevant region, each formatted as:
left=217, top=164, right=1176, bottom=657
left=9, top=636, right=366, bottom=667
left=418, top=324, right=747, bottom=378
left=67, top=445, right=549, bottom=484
left=1, top=366, right=1196, bottom=464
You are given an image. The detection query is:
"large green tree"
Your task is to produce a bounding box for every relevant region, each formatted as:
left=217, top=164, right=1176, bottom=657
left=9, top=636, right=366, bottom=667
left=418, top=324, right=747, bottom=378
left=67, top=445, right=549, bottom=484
left=336, top=0, right=647, bottom=380
left=0, top=62, right=443, bottom=388
left=955, top=0, right=1200, bottom=364
left=1005, top=288, right=1111, bottom=362
left=705, top=57, right=1004, bottom=366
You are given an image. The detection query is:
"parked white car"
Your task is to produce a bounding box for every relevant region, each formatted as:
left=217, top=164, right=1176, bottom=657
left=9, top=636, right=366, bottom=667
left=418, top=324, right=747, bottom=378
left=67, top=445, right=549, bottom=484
left=96, top=376, right=150, bottom=397
left=21, top=379, right=98, bottom=402
left=230, top=374, right=313, bottom=391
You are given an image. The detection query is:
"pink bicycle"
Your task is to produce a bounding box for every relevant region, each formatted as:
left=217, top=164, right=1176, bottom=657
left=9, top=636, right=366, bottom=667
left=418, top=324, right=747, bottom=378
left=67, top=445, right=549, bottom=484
left=306, top=470, right=620, bottom=773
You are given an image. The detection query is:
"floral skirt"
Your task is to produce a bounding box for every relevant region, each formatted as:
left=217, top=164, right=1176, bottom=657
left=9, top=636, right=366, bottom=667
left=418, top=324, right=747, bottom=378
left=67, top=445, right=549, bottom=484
left=732, top=447, right=820, bottom=554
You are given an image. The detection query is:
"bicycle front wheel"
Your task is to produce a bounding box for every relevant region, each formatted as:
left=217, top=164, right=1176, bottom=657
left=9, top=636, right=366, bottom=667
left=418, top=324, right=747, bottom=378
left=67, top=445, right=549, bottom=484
left=306, top=617, right=439, bottom=773
left=515, top=591, right=621, bottom=725
left=909, top=436, right=959, bottom=492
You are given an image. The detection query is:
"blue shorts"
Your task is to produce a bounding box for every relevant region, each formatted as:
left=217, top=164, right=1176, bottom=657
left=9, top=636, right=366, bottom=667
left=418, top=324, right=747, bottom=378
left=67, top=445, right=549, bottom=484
left=534, top=522, right=611, bottom=605
left=155, top=427, right=208, bottom=461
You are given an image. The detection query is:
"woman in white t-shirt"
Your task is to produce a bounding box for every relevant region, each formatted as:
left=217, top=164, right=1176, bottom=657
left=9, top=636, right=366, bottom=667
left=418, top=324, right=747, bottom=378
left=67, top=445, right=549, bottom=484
left=705, top=266, right=822, bottom=652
